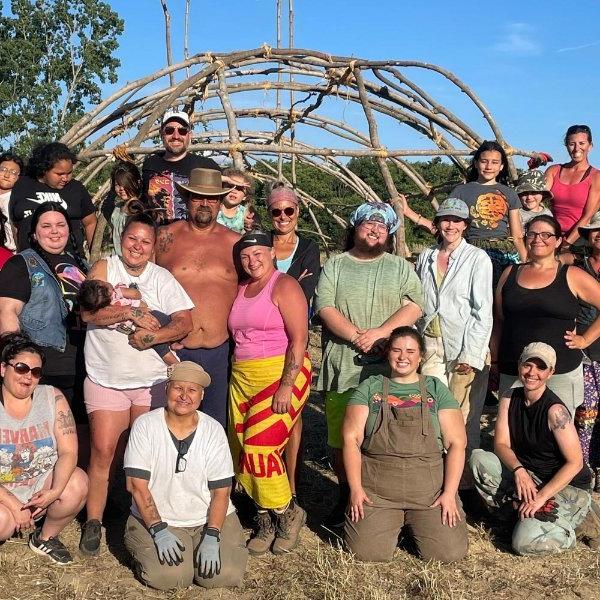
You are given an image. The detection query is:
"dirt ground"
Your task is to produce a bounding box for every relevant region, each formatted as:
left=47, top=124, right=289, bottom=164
left=1, top=331, right=599, bottom=600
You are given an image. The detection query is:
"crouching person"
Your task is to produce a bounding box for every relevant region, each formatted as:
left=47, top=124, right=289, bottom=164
left=343, top=327, right=468, bottom=563
left=470, top=342, right=600, bottom=556
left=0, top=333, right=88, bottom=564
left=123, top=362, right=248, bottom=590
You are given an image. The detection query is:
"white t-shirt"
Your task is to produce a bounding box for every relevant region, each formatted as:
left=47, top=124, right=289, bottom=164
left=85, top=255, right=195, bottom=388
left=0, top=191, right=16, bottom=250
left=124, top=408, right=235, bottom=527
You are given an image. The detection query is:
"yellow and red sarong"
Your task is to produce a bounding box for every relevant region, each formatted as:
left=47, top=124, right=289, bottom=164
left=228, top=353, right=312, bottom=509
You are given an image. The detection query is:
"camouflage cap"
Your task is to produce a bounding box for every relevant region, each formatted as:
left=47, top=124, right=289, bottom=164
left=515, top=169, right=553, bottom=200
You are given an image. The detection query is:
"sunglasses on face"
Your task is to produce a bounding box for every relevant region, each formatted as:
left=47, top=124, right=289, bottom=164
left=175, top=439, right=189, bottom=473
left=7, top=362, right=43, bottom=378
left=270, top=206, right=296, bottom=218
left=162, top=125, right=189, bottom=136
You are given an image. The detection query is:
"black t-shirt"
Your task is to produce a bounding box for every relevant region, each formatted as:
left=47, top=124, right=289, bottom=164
left=0, top=252, right=87, bottom=376
left=9, top=176, right=95, bottom=255
left=142, top=152, right=220, bottom=222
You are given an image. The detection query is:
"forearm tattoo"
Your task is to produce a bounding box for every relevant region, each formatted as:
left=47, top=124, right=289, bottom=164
left=280, top=348, right=300, bottom=387
left=144, top=494, right=161, bottom=524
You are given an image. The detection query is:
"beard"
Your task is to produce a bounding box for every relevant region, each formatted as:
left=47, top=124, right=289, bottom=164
left=192, top=208, right=215, bottom=228
left=353, top=236, right=388, bottom=257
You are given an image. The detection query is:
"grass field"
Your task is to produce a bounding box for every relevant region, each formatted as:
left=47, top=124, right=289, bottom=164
left=1, top=331, right=599, bottom=600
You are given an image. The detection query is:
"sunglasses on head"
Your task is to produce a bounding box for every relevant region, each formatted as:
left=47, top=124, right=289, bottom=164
left=270, top=206, right=296, bottom=217
left=175, top=439, right=189, bottom=473
left=7, top=362, right=43, bottom=378
left=163, top=125, right=189, bottom=136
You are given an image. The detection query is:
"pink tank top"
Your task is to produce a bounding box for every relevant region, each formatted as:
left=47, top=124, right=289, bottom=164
left=228, top=270, right=289, bottom=361
left=551, top=165, right=598, bottom=234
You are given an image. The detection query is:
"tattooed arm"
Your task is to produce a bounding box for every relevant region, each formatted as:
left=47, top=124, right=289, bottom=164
left=126, top=476, right=163, bottom=527
left=23, top=391, right=78, bottom=515
left=128, top=309, right=193, bottom=351
left=271, top=275, right=309, bottom=414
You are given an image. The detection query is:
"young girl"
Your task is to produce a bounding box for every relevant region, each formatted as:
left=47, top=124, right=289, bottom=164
left=515, top=170, right=553, bottom=227
left=77, top=279, right=178, bottom=365
left=218, top=168, right=257, bottom=233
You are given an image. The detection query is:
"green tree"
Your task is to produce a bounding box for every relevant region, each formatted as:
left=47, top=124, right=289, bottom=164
left=0, top=0, right=124, bottom=155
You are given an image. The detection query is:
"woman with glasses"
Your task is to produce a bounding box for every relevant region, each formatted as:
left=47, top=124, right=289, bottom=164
left=546, top=125, right=600, bottom=247
left=0, top=332, right=88, bottom=565
left=218, top=168, right=257, bottom=234
left=491, top=215, right=600, bottom=417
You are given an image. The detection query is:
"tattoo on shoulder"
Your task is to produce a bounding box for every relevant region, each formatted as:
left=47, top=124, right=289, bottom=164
left=157, top=231, right=174, bottom=254
left=550, top=405, right=571, bottom=431
left=56, top=409, right=76, bottom=435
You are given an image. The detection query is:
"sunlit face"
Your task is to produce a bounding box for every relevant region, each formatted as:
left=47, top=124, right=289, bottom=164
left=437, top=216, right=467, bottom=244
left=270, top=200, right=298, bottom=236
left=120, top=223, right=155, bottom=269
left=166, top=380, right=203, bottom=416
left=161, top=120, right=191, bottom=157
left=0, top=160, right=20, bottom=192
left=476, top=150, right=503, bottom=183
left=518, top=358, right=553, bottom=392
left=566, top=132, right=592, bottom=164
left=589, top=229, right=600, bottom=252
left=0, top=351, right=43, bottom=400
left=41, top=159, right=73, bottom=189
left=524, top=220, right=561, bottom=259
left=33, top=211, right=69, bottom=254
left=187, top=194, right=220, bottom=228
left=519, top=192, right=544, bottom=212
left=224, top=176, right=249, bottom=208
left=387, top=335, right=421, bottom=378
left=240, top=245, right=275, bottom=280
left=354, top=219, right=389, bottom=255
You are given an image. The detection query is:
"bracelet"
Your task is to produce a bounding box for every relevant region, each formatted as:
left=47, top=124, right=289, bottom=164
left=205, top=526, right=221, bottom=541
left=512, top=465, right=525, bottom=474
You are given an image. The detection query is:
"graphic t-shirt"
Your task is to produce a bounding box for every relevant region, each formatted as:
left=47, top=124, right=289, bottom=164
left=0, top=385, right=58, bottom=502
left=348, top=375, right=460, bottom=450
left=142, top=153, right=220, bottom=222
left=9, top=176, right=95, bottom=254
left=450, top=181, right=520, bottom=241
left=0, top=252, right=87, bottom=376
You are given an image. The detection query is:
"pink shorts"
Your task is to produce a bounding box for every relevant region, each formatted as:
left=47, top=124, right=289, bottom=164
left=84, top=377, right=167, bottom=413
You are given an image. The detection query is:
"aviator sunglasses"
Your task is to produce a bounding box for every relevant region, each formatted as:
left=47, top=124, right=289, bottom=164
left=270, top=206, right=296, bottom=218
left=7, top=362, right=43, bottom=378
left=162, top=125, right=189, bottom=136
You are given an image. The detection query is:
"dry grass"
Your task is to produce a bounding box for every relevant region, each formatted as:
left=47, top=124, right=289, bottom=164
left=1, top=330, right=599, bottom=600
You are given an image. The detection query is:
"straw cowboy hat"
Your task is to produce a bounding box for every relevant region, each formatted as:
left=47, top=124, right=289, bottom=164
left=175, top=168, right=233, bottom=197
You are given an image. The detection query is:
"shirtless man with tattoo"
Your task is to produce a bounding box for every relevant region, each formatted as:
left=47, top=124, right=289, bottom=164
left=155, top=168, right=240, bottom=428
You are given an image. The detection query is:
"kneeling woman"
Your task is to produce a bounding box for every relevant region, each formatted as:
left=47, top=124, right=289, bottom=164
left=228, top=230, right=311, bottom=556
left=0, top=333, right=88, bottom=564
left=470, top=342, right=593, bottom=556
left=343, top=327, right=468, bottom=563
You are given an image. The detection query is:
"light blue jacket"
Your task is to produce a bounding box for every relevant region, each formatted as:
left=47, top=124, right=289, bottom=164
left=415, top=239, right=493, bottom=371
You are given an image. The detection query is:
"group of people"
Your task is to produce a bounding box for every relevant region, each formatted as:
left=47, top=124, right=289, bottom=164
left=0, top=111, right=600, bottom=591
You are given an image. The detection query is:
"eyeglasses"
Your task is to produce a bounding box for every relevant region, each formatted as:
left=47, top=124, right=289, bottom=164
left=7, top=362, right=43, bottom=378
left=175, top=439, right=189, bottom=473
left=525, top=231, right=557, bottom=241
left=360, top=220, right=388, bottom=233
left=163, top=125, right=190, bottom=136
left=0, top=167, right=19, bottom=177
left=270, top=207, right=296, bottom=218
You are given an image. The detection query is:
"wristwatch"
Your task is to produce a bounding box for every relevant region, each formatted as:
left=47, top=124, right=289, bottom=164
left=205, top=526, right=221, bottom=541
left=148, top=521, right=168, bottom=537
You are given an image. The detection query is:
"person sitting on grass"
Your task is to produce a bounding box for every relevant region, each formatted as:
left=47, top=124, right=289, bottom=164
left=470, top=342, right=600, bottom=555
left=77, top=279, right=179, bottom=365
left=123, top=361, right=248, bottom=591
left=343, top=326, right=468, bottom=563
left=0, top=332, right=88, bottom=564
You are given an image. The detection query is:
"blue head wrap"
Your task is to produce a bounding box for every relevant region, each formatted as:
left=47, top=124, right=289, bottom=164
left=349, top=201, right=399, bottom=234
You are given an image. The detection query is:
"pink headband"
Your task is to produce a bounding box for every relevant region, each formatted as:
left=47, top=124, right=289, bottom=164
left=266, top=187, right=299, bottom=209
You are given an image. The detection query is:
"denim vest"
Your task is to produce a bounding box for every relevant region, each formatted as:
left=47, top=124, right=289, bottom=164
left=19, top=249, right=68, bottom=351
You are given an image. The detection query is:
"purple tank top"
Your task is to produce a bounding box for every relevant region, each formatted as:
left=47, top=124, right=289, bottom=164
left=228, top=270, right=289, bottom=361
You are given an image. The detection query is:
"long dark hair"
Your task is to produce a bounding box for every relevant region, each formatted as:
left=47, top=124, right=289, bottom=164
left=466, top=140, right=511, bottom=185
left=0, top=332, right=45, bottom=373
left=27, top=202, right=88, bottom=274
left=111, top=161, right=142, bottom=200
left=26, top=142, right=76, bottom=180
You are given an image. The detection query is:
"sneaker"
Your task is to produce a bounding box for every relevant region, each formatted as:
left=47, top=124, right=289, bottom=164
left=79, top=519, right=102, bottom=556
left=272, top=500, right=306, bottom=554
left=576, top=500, right=600, bottom=550
left=29, top=529, right=73, bottom=565
left=247, top=511, right=276, bottom=556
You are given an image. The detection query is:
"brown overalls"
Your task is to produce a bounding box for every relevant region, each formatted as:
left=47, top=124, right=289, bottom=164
left=344, top=376, right=468, bottom=563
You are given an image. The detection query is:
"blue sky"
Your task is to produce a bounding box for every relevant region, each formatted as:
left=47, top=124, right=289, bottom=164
left=105, top=1, right=600, bottom=166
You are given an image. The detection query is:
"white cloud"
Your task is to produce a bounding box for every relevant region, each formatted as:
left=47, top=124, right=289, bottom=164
left=556, top=40, right=600, bottom=53
left=493, top=23, right=541, bottom=56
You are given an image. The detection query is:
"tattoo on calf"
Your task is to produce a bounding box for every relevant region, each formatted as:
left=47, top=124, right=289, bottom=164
left=56, top=409, right=76, bottom=435
left=550, top=406, right=571, bottom=431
